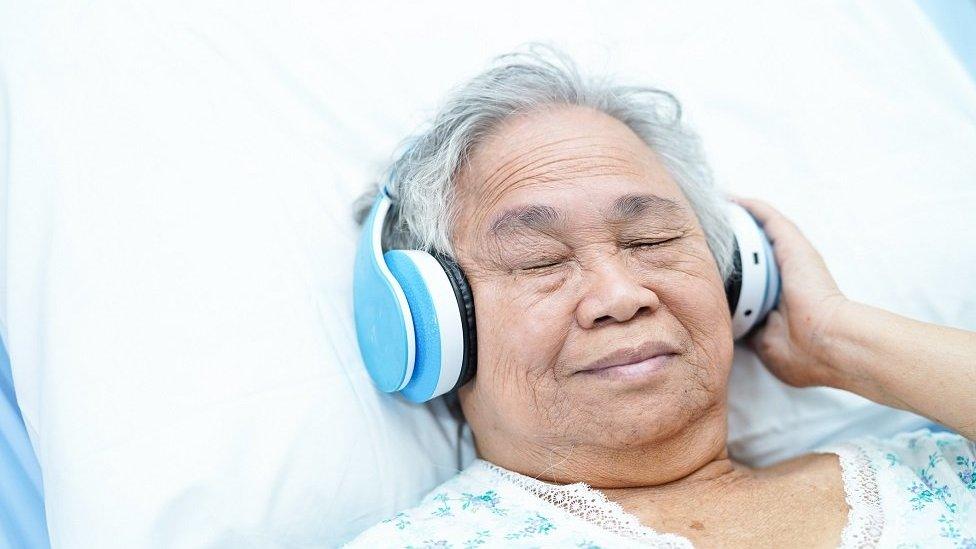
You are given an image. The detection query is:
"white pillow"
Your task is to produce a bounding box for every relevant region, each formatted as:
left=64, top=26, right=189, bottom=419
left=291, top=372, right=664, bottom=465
left=1, top=1, right=972, bottom=546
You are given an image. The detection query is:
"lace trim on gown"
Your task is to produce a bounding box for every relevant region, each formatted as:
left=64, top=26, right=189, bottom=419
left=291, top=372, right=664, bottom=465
left=815, top=442, right=885, bottom=548
left=475, top=459, right=694, bottom=548
left=476, top=442, right=886, bottom=549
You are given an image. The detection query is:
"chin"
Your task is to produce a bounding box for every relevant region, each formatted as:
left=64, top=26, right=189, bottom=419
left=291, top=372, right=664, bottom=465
left=606, top=382, right=721, bottom=443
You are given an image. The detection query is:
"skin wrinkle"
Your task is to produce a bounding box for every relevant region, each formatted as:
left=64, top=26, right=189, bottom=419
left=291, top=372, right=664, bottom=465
left=481, top=135, right=641, bottom=194
left=498, top=152, right=639, bottom=188
left=479, top=134, right=591, bottom=184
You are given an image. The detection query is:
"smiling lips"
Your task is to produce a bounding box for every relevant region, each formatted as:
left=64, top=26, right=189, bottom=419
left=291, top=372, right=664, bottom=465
left=577, top=340, right=681, bottom=377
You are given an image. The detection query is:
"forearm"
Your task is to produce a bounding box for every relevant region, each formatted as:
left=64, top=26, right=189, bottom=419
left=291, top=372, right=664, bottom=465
left=819, top=300, right=976, bottom=440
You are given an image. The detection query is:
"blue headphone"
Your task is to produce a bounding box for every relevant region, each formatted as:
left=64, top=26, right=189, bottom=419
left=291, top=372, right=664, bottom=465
left=354, top=188, right=780, bottom=403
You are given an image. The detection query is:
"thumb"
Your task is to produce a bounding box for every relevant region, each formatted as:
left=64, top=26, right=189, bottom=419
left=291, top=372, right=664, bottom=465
left=745, top=309, right=788, bottom=368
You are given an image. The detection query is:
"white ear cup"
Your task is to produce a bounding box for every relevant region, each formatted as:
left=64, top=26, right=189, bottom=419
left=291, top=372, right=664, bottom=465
left=726, top=203, right=775, bottom=339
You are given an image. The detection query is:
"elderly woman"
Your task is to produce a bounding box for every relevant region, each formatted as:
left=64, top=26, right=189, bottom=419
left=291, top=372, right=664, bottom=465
left=348, top=47, right=976, bottom=547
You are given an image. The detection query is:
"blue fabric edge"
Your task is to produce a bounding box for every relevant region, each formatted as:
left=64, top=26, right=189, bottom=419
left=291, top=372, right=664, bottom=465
left=0, top=335, right=50, bottom=548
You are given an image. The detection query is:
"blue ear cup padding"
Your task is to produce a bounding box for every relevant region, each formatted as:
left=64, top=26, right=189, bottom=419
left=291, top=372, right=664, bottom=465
left=353, top=195, right=414, bottom=393
left=384, top=250, right=445, bottom=403
left=434, top=255, right=478, bottom=388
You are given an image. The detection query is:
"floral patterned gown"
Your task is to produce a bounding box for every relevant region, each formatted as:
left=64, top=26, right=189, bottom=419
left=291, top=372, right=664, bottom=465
left=346, top=429, right=976, bottom=548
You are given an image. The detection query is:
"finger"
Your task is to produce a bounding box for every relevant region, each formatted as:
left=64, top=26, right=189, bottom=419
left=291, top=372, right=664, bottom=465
left=730, top=196, right=780, bottom=225
left=732, top=197, right=804, bottom=249
left=745, top=326, right=776, bottom=367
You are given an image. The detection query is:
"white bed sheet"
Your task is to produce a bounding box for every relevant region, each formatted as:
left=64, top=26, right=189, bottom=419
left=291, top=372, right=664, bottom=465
left=1, top=1, right=974, bottom=546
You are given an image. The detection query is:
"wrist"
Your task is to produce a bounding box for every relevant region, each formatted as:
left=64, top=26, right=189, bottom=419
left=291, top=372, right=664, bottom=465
left=814, top=298, right=893, bottom=403
left=809, top=296, right=863, bottom=389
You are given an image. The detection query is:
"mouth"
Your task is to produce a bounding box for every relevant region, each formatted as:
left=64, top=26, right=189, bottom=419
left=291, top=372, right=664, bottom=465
left=576, top=340, right=681, bottom=381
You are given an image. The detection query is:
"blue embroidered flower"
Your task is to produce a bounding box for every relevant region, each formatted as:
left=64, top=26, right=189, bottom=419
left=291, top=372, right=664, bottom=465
left=382, top=512, right=411, bottom=531
left=461, top=491, right=506, bottom=516
left=462, top=530, right=491, bottom=548
left=432, top=493, right=453, bottom=517
left=886, top=453, right=900, bottom=467
left=957, top=455, right=976, bottom=490
left=909, top=455, right=957, bottom=513
left=406, top=541, right=450, bottom=549
left=504, top=513, right=556, bottom=540
left=939, top=514, right=960, bottom=540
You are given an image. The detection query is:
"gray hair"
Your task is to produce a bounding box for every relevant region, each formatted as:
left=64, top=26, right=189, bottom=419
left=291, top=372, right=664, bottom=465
left=355, top=44, right=735, bottom=280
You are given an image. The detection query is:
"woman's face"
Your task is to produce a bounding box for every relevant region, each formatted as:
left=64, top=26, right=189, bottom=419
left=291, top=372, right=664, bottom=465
left=452, top=106, right=734, bottom=483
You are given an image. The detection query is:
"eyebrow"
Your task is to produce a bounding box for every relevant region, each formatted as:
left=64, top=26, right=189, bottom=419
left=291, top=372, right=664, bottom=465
left=608, top=193, right=685, bottom=222
left=489, top=204, right=562, bottom=236
left=488, top=193, right=685, bottom=237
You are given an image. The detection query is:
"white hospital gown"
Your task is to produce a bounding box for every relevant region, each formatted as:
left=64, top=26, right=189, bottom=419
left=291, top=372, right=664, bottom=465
left=346, top=429, right=976, bottom=548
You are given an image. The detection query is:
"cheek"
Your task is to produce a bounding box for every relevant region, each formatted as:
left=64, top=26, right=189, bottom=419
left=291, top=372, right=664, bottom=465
left=472, top=275, right=573, bottom=367
left=657, top=273, right=734, bottom=377
left=629, top=244, right=734, bottom=369
left=465, top=275, right=577, bottom=433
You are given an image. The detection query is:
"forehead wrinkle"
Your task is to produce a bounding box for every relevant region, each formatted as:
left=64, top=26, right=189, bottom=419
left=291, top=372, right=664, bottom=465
left=480, top=134, right=597, bottom=187
left=508, top=157, right=643, bottom=186
left=468, top=145, right=646, bottom=234
left=485, top=141, right=645, bottom=198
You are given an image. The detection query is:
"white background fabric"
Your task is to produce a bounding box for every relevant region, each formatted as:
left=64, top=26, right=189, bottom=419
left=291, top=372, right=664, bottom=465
left=1, top=1, right=974, bottom=546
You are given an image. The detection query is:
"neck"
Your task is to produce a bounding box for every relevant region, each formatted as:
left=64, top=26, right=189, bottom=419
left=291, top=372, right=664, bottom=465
left=600, top=446, right=747, bottom=503
left=476, top=402, right=737, bottom=490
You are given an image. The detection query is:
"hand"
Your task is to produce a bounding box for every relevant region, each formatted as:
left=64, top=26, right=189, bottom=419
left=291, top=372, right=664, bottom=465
left=730, top=197, right=851, bottom=388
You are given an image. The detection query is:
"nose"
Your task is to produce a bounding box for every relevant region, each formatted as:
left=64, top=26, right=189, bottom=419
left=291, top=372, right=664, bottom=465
left=576, top=256, right=660, bottom=329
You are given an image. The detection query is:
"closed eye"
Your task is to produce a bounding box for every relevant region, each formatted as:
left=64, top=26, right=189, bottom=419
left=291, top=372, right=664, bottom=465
left=523, top=260, right=563, bottom=271
left=626, top=237, right=679, bottom=248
